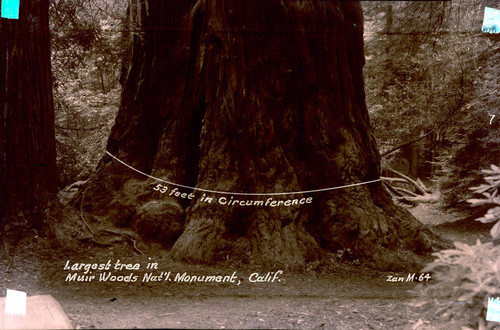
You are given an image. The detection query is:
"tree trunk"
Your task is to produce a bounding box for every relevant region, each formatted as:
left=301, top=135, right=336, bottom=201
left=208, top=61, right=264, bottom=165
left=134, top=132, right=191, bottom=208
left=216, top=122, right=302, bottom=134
left=409, top=143, right=419, bottom=179
left=84, top=0, right=447, bottom=270
left=0, top=0, right=58, bottom=230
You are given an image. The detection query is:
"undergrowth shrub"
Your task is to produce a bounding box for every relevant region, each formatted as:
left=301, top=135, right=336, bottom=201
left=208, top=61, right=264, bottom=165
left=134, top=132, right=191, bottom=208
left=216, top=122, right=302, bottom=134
left=51, top=1, right=125, bottom=188
left=410, top=165, right=500, bottom=329
left=55, top=86, right=119, bottom=187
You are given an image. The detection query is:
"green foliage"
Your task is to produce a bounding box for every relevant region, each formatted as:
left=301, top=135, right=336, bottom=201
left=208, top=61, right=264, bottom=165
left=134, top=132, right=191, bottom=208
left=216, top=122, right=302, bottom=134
left=468, top=165, right=500, bottom=238
left=438, top=38, right=500, bottom=211
left=50, top=0, right=127, bottom=92
left=363, top=1, right=500, bottom=213
left=363, top=1, right=481, bottom=177
left=55, top=84, right=119, bottom=186
left=51, top=0, right=127, bottom=187
left=410, top=165, right=500, bottom=329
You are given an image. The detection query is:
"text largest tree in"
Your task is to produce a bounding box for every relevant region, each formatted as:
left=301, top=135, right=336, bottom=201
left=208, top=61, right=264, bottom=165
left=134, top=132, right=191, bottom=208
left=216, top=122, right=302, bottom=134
left=85, top=0, right=444, bottom=270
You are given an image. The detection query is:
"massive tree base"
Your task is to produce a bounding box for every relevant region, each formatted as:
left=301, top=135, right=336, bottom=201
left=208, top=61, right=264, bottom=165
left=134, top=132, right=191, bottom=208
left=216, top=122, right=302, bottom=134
left=83, top=167, right=447, bottom=270
left=81, top=0, right=449, bottom=271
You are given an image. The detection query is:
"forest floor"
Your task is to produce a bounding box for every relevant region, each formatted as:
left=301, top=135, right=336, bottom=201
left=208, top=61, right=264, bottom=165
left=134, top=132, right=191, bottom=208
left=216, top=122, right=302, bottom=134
left=1, top=203, right=492, bottom=329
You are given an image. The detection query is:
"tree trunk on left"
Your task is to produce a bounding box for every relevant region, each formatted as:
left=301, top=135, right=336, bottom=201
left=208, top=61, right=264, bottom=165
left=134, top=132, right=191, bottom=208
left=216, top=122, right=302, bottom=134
left=0, top=0, right=58, bottom=232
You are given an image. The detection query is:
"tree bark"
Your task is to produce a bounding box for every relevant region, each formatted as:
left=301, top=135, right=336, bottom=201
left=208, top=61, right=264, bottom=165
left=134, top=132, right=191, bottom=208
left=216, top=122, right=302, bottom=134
left=84, top=0, right=447, bottom=270
left=0, top=0, right=58, bottom=230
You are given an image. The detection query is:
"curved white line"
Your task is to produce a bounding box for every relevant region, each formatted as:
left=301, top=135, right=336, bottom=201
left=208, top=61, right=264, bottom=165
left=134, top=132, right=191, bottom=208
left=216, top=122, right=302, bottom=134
left=105, top=151, right=381, bottom=196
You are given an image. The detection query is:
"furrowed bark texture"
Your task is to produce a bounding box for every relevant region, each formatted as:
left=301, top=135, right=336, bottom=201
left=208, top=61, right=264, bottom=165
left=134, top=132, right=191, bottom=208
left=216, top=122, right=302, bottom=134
left=84, top=0, right=446, bottom=270
left=0, top=0, right=58, bottom=228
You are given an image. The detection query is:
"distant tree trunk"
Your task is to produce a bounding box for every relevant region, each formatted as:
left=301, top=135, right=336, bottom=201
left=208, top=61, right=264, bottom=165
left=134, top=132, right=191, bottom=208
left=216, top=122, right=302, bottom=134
left=385, top=5, right=393, bottom=34
left=409, top=144, right=419, bottom=179
left=84, top=0, right=446, bottom=270
left=0, top=0, right=58, bottom=229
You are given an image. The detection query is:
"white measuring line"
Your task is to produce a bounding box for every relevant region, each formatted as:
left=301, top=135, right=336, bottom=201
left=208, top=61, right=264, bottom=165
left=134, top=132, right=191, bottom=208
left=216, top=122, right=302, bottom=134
left=106, top=151, right=381, bottom=196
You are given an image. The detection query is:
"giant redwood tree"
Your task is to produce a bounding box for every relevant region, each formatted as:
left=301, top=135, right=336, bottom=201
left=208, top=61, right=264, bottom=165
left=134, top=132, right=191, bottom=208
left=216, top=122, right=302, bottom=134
left=0, top=0, right=58, bottom=230
left=84, top=0, right=446, bottom=270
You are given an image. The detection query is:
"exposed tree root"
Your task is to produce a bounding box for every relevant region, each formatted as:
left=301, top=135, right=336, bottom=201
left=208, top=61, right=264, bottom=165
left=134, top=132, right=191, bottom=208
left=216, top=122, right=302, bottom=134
left=79, top=192, right=144, bottom=255
left=381, top=168, right=439, bottom=206
left=79, top=187, right=95, bottom=235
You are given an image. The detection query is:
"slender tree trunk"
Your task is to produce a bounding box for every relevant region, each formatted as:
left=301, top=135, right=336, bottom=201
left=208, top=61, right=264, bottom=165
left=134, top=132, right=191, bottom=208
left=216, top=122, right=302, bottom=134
left=0, top=0, right=58, bottom=229
left=84, top=0, right=447, bottom=270
left=409, top=144, right=419, bottom=179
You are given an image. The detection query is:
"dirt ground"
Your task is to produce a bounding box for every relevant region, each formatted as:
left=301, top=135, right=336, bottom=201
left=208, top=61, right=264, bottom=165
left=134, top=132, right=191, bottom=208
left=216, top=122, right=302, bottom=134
left=1, top=203, right=491, bottom=329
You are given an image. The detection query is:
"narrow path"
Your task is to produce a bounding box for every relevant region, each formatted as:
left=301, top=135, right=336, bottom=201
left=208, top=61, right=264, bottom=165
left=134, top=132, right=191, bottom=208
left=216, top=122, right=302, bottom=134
left=409, top=203, right=492, bottom=245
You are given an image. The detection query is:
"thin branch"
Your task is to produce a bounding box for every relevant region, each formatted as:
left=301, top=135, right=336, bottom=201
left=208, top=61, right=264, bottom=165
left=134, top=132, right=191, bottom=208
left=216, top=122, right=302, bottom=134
left=395, top=195, right=439, bottom=203
left=100, top=228, right=144, bottom=255
left=416, top=178, right=432, bottom=194
left=382, top=181, right=403, bottom=197
left=394, top=187, right=419, bottom=197
left=131, top=238, right=144, bottom=255
left=380, top=177, right=410, bottom=185
left=80, top=187, right=95, bottom=235
left=388, top=168, right=427, bottom=195
left=55, top=124, right=101, bottom=131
